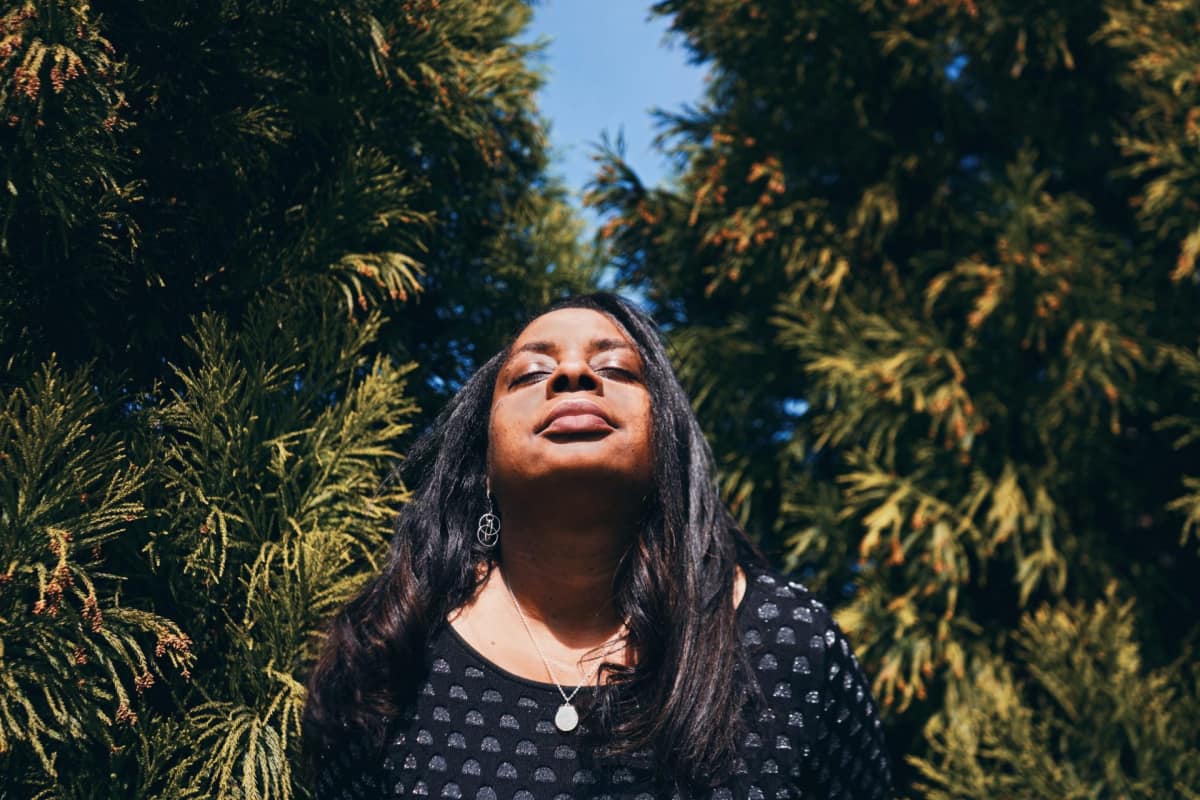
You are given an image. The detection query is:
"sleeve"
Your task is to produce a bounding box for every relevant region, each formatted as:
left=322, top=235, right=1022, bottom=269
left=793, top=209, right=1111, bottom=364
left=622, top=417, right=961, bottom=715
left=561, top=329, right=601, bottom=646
left=800, top=614, right=893, bottom=800
left=312, top=735, right=382, bottom=800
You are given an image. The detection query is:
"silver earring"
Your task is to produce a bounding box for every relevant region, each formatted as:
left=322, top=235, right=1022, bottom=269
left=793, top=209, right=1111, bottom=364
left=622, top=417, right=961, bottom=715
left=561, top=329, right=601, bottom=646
left=476, top=491, right=500, bottom=548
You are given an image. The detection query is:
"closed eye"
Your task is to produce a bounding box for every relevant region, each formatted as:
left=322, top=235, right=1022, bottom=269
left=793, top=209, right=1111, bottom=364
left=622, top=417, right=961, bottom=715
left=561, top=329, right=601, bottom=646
left=596, top=366, right=639, bottom=381
left=510, top=370, right=551, bottom=387
left=510, top=366, right=639, bottom=387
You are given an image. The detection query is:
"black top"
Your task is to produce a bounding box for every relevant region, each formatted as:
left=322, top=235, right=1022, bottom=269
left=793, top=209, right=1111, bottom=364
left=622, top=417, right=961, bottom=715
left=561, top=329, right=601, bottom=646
left=314, top=568, right=893, bottom=799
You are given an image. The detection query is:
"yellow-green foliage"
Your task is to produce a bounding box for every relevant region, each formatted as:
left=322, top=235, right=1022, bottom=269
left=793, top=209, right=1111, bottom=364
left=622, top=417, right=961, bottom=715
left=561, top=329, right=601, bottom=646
left=0, top=0, right=594, bottom=797
left=913, top=586, right=1200, bottom=799
left=0, top=362, right=192, bottom=784
left=2, top=294, right=420, bottom=800
left=139, top=297, right=417, bottom=800
left=594, top=0, right=1200, bottom=793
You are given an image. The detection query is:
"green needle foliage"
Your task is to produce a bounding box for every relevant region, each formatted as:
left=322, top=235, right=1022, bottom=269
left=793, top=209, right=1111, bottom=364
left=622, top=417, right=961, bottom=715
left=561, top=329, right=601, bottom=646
left=912, top=585, right=1200, bottom=799
left=1, top=0, right=594, bottom=402
left=0, top=362, right=193, bottom=788
left=2, top=0, right=592, bottom=797
left=592, top=0, right=1200, bottom=794
left=134, top=297, right=418, bottom=800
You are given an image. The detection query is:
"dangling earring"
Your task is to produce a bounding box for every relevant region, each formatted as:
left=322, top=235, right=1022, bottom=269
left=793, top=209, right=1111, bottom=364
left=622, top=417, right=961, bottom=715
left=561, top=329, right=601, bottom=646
left=476, top=490, right=500, bottom=548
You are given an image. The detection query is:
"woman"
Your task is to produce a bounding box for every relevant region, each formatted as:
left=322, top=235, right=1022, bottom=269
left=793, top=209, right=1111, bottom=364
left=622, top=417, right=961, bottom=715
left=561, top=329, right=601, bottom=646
left=305, top=293, right=892, bottom=799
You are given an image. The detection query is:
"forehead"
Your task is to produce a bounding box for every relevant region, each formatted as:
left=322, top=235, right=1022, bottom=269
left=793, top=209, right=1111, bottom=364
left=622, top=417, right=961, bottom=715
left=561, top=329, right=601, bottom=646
left=510, top=308, right=635, bottom=353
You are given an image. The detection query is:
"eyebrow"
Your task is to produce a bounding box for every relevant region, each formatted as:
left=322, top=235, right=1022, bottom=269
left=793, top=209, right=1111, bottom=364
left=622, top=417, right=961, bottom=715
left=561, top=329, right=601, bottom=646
left=511, top=338, right=635, bottom=358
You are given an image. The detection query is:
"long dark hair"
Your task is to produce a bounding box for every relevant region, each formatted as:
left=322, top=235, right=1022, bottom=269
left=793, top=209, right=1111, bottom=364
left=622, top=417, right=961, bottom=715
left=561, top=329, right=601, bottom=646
left=304, top=292, right=763, bottom=785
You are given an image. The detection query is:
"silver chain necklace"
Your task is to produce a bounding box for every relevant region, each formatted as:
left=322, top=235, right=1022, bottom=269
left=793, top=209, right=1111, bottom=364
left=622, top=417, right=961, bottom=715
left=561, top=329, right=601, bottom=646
left=499, top=569, right=622, bottom=733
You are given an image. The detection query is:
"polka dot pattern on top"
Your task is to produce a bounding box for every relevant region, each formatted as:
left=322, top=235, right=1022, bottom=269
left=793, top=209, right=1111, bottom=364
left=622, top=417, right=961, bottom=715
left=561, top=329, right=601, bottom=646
left=313, top=567, right=893, bottom=799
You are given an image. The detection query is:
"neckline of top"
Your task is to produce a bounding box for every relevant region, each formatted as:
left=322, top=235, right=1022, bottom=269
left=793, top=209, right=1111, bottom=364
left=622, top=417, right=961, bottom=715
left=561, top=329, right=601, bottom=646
left=438, top=565, right=765, bottom=694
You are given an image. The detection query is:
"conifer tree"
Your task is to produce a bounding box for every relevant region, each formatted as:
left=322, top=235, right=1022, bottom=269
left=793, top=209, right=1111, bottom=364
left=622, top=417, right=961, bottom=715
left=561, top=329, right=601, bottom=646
left=1, top=1, right=592, bottom=797
left=0, top=360, right=194, bottom=790
left=1, top=0, right=593, bottom=401
left=591, top=0, right=1200, bottom=793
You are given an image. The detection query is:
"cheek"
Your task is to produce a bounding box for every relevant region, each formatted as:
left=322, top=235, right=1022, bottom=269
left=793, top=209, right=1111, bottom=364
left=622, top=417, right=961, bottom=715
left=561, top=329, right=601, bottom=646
left=487, top=399, right=525, bottom=462
left=637, top=402, right=652, bottom=438
left=486, top=404, right=506, bottom=466
left=631, top=398, right=655, bottom=461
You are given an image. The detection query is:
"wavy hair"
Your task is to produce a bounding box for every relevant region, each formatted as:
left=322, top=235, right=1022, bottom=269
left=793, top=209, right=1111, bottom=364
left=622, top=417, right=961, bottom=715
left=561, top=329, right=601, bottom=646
left=304, top=292, right=763, bottom=786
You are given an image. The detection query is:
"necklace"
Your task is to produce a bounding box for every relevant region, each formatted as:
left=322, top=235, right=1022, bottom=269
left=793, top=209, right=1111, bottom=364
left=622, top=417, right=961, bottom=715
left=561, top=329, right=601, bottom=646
left=500, top=569, right=623, bottom=733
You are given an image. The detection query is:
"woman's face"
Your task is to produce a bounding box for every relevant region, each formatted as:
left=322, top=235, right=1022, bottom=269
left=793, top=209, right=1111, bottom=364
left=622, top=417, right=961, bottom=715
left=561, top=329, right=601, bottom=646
left=488, top=308, right=654, bottom=500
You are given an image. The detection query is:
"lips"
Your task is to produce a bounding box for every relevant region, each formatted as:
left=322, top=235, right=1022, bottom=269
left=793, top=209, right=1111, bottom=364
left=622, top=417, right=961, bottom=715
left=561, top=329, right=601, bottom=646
left=538, top=399, right=615, bottom=435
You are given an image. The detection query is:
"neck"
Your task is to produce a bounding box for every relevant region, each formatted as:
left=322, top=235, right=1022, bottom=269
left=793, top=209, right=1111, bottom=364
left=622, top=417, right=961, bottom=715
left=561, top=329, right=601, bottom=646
left=492, top=494, right=638, bottom=639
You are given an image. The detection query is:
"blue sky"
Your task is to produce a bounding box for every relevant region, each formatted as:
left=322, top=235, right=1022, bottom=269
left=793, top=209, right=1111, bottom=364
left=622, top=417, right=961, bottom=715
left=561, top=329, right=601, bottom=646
left=521, top=1, right=708, bottom=216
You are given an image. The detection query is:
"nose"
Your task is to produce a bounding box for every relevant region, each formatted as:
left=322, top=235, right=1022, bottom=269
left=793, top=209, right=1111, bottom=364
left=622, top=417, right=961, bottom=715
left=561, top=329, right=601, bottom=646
left=549, top=358, right=599, bottom=393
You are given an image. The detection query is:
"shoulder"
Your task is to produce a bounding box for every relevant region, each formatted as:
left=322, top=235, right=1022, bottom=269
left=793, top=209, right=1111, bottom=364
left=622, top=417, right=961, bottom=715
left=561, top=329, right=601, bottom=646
left=737, top=564, right=835, bottom=643
left=737, top=566, right=893, bottom=796
left=736, top=564, right=869, bottom=696
left=736, top=565, right=837, bottom=715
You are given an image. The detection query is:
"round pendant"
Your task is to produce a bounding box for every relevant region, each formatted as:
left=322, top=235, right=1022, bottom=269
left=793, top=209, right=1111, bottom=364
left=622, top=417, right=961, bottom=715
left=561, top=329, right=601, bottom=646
left=554, top=703, right=579, bottom=732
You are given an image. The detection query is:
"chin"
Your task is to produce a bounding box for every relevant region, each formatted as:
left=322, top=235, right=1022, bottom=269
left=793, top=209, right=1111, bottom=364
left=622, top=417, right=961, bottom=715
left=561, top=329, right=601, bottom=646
left=521, top=453, right=651, bottom=490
